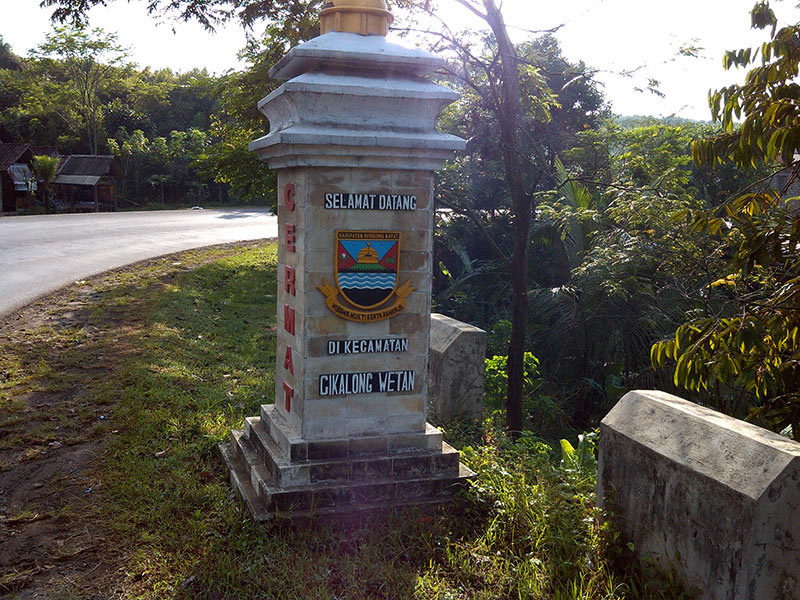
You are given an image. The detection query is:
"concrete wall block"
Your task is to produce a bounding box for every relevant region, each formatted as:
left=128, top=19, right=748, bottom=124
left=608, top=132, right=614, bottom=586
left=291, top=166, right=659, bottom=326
left=399, top=250, right=430, bottom=272
left=277, top=168, right=308, bottom=205
left=304, top=315, right=348, bottom=336
left=390, top=312, right=426, bottom=335
left=384, top=413, right=426, bottom=435
left=391, top=170, right=433, bottom=189
left=346, top=394, right=388, bottom=419
left=263, top=404, right=300, bottom=458
left=277, top=209, right=306, bottom=238
left=304, top=352, right=426, bottom=378
left=424, top=423, right=444, bottom=450
left=271, top=384, right=303, bottom=432
left=342, top=319, right=391, bottom=338
left=598, top=390, right=800, bottom=600
left=303, top=417, right=349, bottom=441
left=427, top=313, right=486, bottom=422
left=303, top=249, right=333, bottom=273
left=303, top=208, right=429, bottom=239
left=347, top=415, right=387, bottom=437
left=308, top=166, right=396, bottom=189
left=257, top=140, right=460, bottom=171
left=279, top=464, right=310, bottom=487
left=302, top=397, right=347, bottom=420
left=386, top=394, right=425, bottom=416
left=278, top=243, right=304, bottom=269
left=404, top=289, right=432, bottom=313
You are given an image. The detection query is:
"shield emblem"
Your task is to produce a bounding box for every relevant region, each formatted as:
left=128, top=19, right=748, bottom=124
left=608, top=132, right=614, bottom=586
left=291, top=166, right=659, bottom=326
left=336, top=230, right=400, bottom=309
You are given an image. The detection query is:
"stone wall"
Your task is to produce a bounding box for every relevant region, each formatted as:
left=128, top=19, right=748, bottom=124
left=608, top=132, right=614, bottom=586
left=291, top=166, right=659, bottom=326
left=598, top=390, right=800, bottom=599
left=428, top=313, right=486, bottom=422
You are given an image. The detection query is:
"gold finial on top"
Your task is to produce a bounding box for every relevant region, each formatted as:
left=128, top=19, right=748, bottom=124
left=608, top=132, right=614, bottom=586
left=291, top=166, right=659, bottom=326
left=320, top=0, right=393, bottom=36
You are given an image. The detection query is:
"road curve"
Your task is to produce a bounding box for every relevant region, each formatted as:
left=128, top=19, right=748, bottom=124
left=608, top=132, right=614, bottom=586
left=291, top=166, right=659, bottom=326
left=0, top=208, right=277, bottom=317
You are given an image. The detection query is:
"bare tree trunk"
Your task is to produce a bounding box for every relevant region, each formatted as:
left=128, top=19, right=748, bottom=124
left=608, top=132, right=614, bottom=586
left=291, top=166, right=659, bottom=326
left=121, top=155, right=129, bottom=200
left=483, top=0, right=532, bottom=439
left=134, top=160, right=140, bottom=203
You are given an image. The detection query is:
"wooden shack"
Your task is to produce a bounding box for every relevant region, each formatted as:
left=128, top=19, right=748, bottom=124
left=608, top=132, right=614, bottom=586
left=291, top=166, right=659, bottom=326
left=0, top=143, right=35, bottom=214
left=54, top=155, right=122, bottom=211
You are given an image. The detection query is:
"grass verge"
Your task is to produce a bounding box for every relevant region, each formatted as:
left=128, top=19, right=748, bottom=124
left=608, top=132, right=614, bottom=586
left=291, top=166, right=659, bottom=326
left=1, top=242, right=689, bottom=599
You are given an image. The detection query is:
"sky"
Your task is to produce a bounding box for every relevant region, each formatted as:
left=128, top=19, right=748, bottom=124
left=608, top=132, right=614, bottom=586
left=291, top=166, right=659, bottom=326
left=1, top=0, right=797, bottom=121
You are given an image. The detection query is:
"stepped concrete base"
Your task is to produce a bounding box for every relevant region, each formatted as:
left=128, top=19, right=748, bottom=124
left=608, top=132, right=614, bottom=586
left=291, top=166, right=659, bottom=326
left=219, top=404, right=475, bottom=521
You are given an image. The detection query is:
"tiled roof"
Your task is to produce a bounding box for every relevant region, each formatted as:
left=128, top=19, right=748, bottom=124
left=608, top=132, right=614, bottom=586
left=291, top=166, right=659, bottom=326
left=57, top=155, right=117, bottom=177
left=0, top=143, right=31, bottom=170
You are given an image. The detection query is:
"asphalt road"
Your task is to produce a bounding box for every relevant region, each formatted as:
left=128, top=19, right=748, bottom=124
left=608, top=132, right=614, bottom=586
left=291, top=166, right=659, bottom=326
left=0, top=208, right=278, bottom=316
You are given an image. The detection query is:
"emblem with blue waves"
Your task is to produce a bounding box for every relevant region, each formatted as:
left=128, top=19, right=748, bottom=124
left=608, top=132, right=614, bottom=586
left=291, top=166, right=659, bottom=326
left=338, top=273, right=397, bottom=289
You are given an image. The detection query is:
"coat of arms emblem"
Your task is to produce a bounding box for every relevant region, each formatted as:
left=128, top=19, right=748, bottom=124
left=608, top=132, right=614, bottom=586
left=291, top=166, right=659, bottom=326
left=317, top=230, right=414, bottom=322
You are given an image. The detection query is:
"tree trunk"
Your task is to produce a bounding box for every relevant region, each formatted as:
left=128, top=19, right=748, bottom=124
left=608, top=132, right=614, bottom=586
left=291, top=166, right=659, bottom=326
left=134, top=161, right=140, bottom=203
left=483, top=0, right=532, bottom=439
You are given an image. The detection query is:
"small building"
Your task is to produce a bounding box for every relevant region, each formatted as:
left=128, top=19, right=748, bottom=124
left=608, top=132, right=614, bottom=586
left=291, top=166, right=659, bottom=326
left=54, top=155, right=122, bottom=212
left=0, top=143, right=36, bottom=214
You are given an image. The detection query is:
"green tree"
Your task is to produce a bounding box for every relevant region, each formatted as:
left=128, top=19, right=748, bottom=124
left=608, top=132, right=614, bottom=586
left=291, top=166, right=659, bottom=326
left=652, top=1, right=800, bottom=439
left=193, top=13, right=321, bottom=207
left=31, top=154, right=60, bottom=213
left=29, top=25, right=129, bottom=154
left=430, top=26, right=607, bottom=434
left=195, top=116, right=275, bottom=204
left=108, top=127, right=149, bottom=203
left=41, top=0, right=321, bottom=30
left=0, top=36, right=23, bottom=71
left=424, top=5, right=572, bottom=437
left=529, top=120, right=726, bottom=425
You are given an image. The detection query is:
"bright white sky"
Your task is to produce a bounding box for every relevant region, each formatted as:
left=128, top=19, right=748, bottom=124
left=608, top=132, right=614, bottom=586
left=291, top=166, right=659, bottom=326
left=1, top=0, right=797, bottom=120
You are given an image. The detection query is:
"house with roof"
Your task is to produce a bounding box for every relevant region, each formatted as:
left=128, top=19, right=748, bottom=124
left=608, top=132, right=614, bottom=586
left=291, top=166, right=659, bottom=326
left=54, top=155, right=122, bottom=211
left=0, top=125, right=56, bottom=214
left=0, top=143, right=36, bottom=214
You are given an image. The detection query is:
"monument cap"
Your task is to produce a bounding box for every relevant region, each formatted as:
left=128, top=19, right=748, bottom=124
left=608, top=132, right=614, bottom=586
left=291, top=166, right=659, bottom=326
left=320, top=0, right=394, bottom=36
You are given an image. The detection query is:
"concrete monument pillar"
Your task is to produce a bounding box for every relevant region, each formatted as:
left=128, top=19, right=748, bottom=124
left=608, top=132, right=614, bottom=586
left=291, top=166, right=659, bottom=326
left=219, top=0, right=474, bottom=520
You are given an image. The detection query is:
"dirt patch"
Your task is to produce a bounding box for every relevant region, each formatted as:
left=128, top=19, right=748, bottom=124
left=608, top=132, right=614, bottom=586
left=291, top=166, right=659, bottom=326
left=0, top=441, right=109, bottom=599
left=0, top=240, right=269, bottom=599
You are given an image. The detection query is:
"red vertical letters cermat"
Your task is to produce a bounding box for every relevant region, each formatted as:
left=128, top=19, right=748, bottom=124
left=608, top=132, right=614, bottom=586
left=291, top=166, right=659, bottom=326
left=283, top=345, right=294, bottom=374
left=285, top=266, right=296, bottom=296
left=284, top=182, right=296, bottom=211
left=283, top=304, right=295, bottom=335
left=282, top=381, right=294, bottom=412
left=281, top=182, right=297, bottom=412
left=285, top=223, right=296, bottom=252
